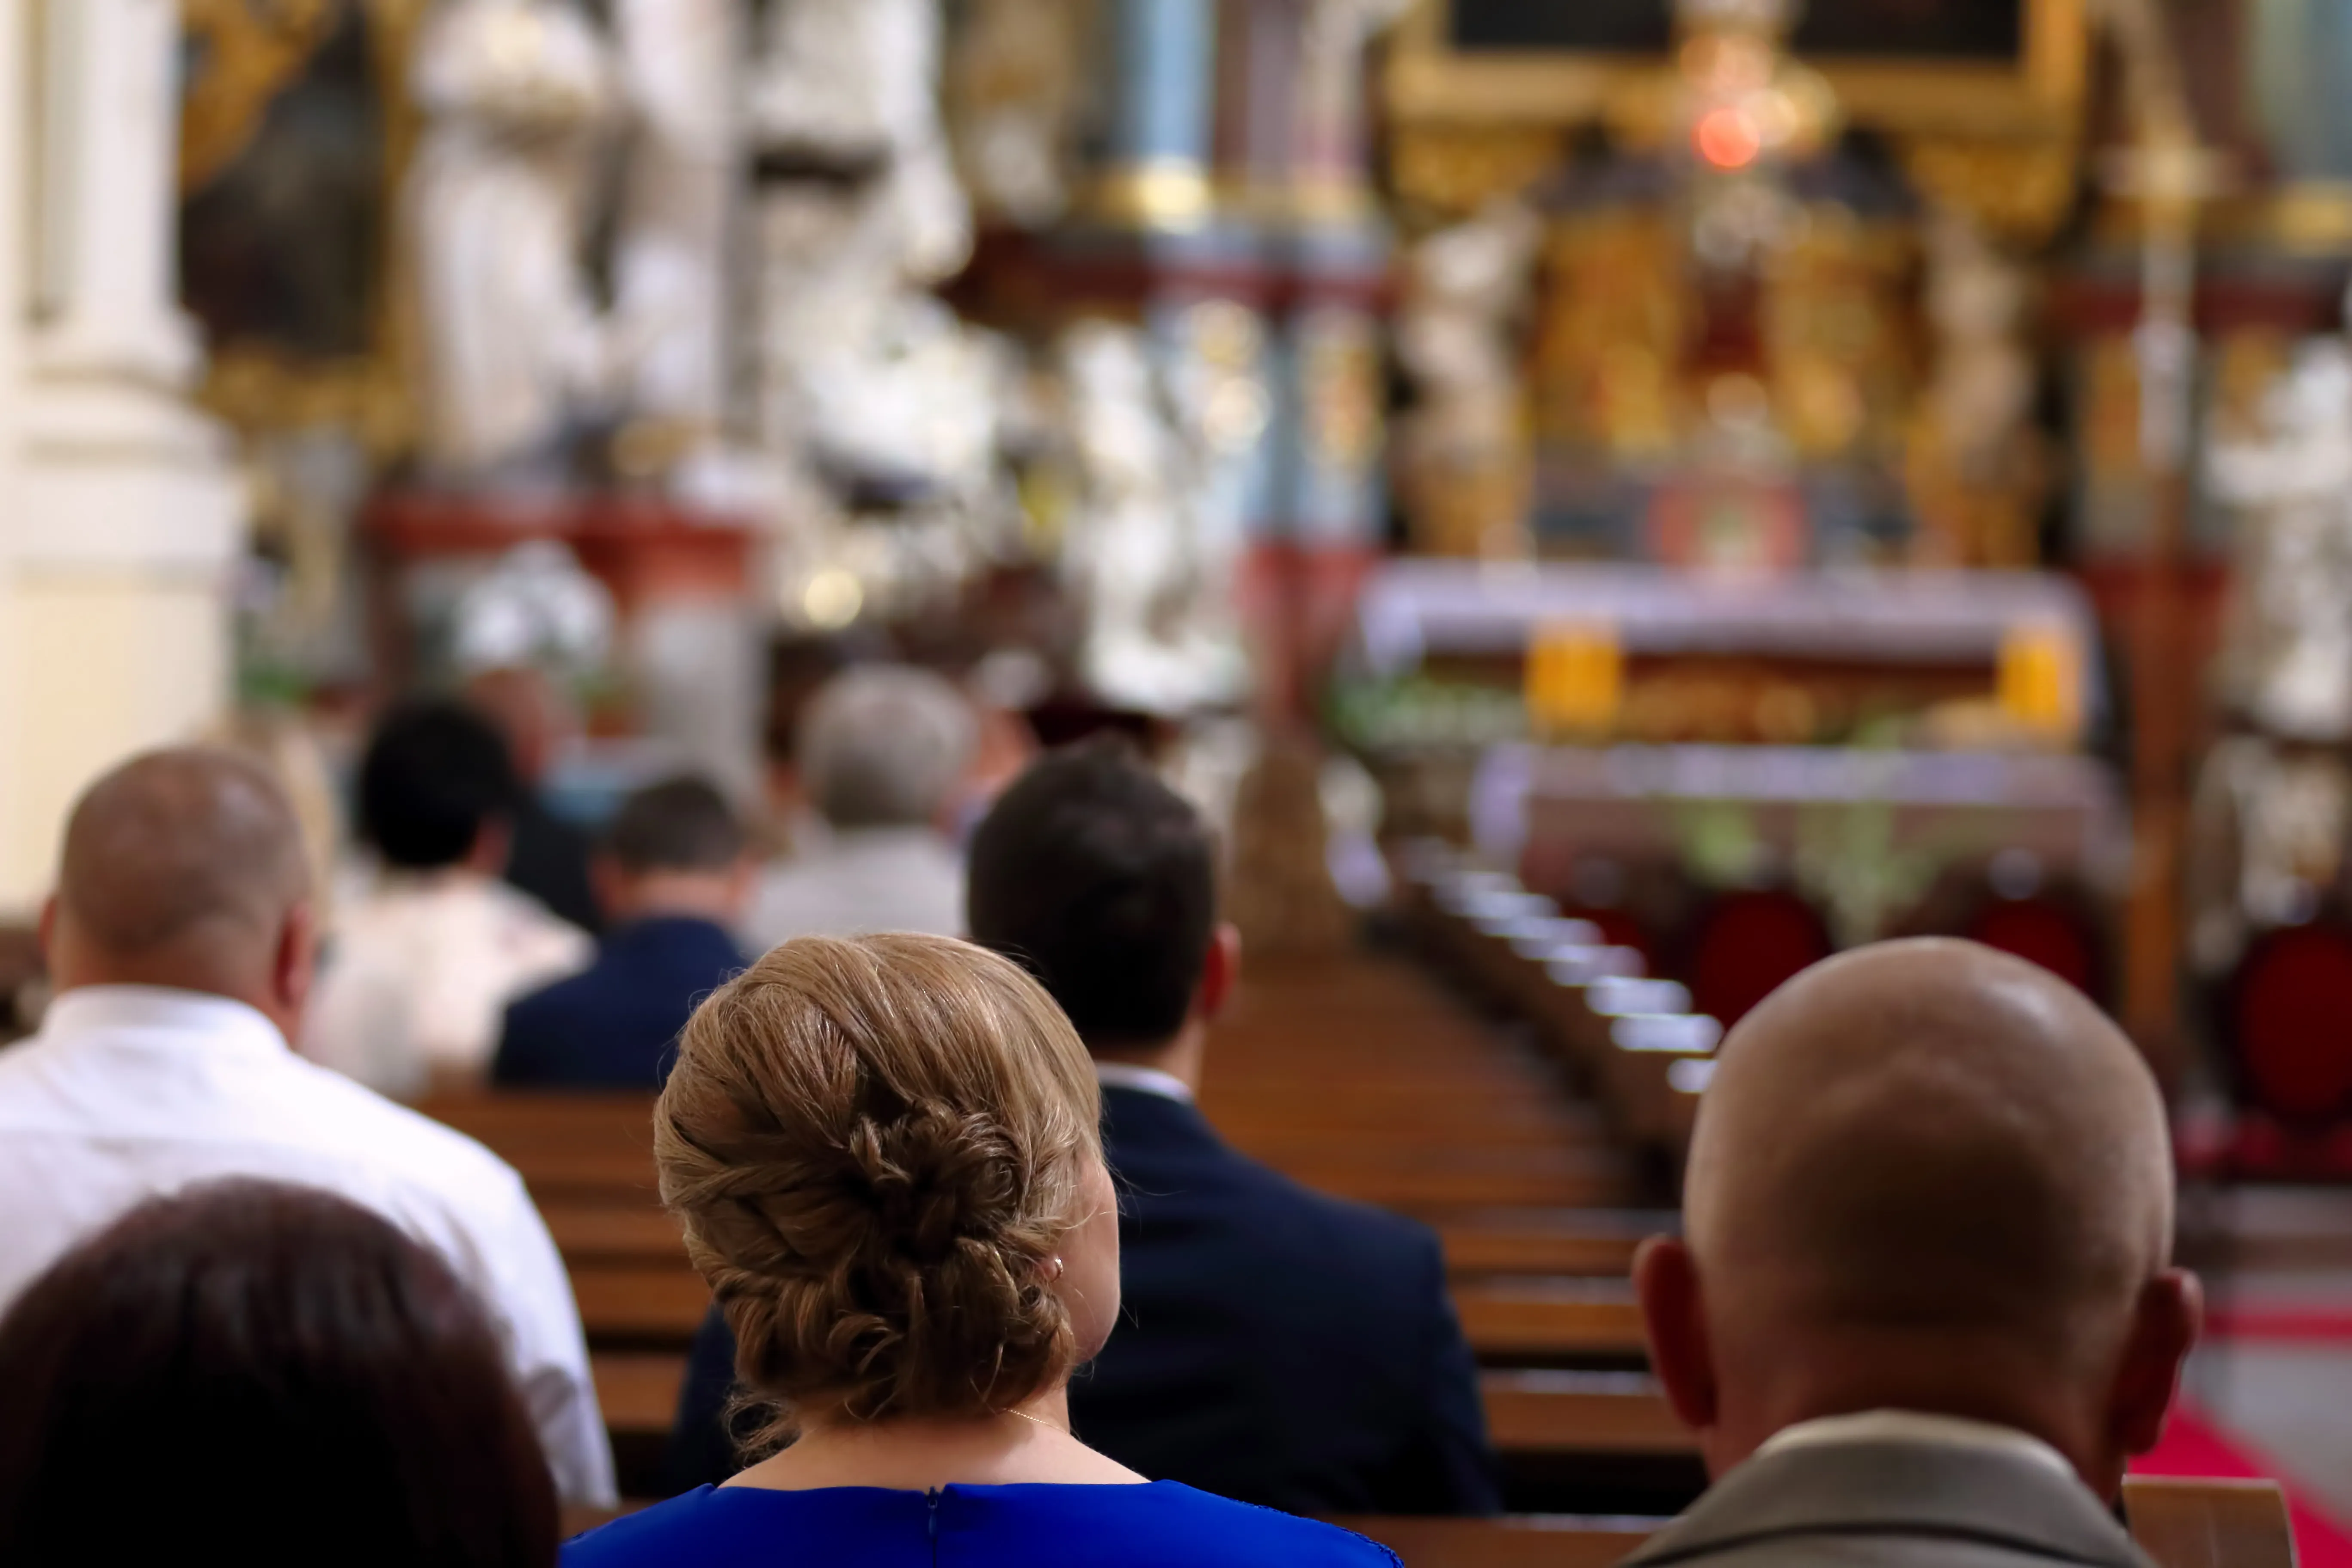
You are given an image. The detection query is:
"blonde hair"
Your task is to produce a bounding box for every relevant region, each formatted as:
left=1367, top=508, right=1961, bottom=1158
left=654, top=934, right=1102, bottom=1434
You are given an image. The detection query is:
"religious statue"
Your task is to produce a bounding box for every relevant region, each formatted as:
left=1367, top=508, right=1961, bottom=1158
left=948, top=0, right=1084, bottom=227
left=406, top=0, right=620, bottom=482
left=609, top=0, right=741, bottom=449
left=1057, top=320, right=1249, bottom=716
left=1906, top=208, right=2044, bottom=567
left=2207, top=334, right=2352, bottom=741
left=747, top=0, right=1017, bottom=622
left=1395, top=198, right=1541, bottom=557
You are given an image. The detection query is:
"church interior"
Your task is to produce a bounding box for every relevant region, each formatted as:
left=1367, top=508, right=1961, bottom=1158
left=4, top=0, right=2352, bottom=1560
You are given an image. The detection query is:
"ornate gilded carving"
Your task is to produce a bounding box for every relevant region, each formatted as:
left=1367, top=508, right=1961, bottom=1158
left=1899, top=138, right=2082, bottom=245
left=1387, top=126, right=1565, bottom=220
left=179, top=0, right=339, bottom=194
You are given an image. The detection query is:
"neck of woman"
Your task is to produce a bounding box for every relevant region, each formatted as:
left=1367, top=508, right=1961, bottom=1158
left=723, top=1384, right=1148, bottom=1493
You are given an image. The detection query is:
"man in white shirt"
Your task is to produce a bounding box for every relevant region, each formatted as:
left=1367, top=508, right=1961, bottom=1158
left=0, top=748, right=615, bottom=1507
left=305, top=701, right=592, bottom=1099
left=1624, top=939, right=2202, bottom=1568
left=744, top=666, right=974, bottom=950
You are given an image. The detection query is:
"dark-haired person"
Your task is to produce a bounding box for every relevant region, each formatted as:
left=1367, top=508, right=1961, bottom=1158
left=675, top=742, right=1499, bottom=1515
left=306, top=700, right=591, bottom=1099
left=466, top=665, right=605, bottom=935
left=573, top=934, right=1396, bottom=1567
left=0, top=748, right=612, bottom=1506
left=0, top=1180, right=559, bottom=1567
left=495, top=777, right=752, bottom=1090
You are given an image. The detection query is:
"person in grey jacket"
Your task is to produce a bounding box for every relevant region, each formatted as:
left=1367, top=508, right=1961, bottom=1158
left=1626, top=938, right=2202, bottom=1568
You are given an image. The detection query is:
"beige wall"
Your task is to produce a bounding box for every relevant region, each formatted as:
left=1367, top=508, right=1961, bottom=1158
left=0, top=573, right=233, bottom=912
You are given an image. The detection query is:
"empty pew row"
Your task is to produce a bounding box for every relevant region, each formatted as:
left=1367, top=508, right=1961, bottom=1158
left=1394, top=843, right=1717, bottom=1162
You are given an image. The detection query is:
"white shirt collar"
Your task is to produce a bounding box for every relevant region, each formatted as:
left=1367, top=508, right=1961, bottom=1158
left=1093, top=1061, right=1196, bottom=1105
left=1757, top=1409, right=2076, bottom=1481
left=38, top=984, right=289, bottom=1059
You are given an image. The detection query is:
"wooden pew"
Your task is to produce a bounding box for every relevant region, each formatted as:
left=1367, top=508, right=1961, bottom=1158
left=2123, top=1478, right=2299, bottom=1568
left=1332, top=1517, right=1659, bottom=1568
left=591, top=1355, right=1696, bottom=1464
left=539, top=1200, right=1671, bottom=1281
left=570, top=1267, right=1653, bottom=1363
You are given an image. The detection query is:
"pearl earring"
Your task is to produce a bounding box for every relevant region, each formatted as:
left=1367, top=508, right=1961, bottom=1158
left=1044, top=1256, right=1066, bottom=1281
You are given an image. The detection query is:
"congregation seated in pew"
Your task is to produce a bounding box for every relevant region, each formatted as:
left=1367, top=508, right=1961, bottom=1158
left=744, top=665, right=977, bottom=949
left=495, top=776, right=752, bottom=1092
left=573, top=932, right=1398, bottom=1566
left=1623, top=939, right=2202, bottom=1568
left=0, top=1180, right=560, bottom=1567
left=674, top=741, right=1501, bottom=1515
left=306, top=701, right=592, bottom=1099
left=0, top=749, right=615, bottom=1507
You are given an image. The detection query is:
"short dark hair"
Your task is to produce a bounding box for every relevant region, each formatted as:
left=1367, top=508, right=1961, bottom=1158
left=967, top=740, right=1216, bottom=1050
left=602, top=776, right=744, bottom=873
left=358, top=701, right=520, bottom=869
left=0, top=1180, right=557, bottom=1567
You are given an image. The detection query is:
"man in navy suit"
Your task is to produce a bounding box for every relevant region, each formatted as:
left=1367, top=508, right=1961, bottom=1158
left=670, top=741, right=1498, bottom=1513
left=494, top=777, right=750, bottom=1090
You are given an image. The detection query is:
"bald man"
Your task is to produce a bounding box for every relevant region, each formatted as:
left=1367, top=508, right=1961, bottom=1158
left=1624, top=939, right=2200, bottom=1568
left=0, top=749, right=615, bottom=1507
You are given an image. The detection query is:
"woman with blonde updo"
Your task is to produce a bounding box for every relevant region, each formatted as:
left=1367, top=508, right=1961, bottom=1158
left=565, top=933, right=1396, bottom=1566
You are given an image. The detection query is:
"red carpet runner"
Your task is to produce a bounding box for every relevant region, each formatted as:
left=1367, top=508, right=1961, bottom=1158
left=2135, top=1406, right=2352, bottom=1568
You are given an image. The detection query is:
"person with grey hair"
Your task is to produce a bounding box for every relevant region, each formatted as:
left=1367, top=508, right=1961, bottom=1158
left=743, top=665, right=978, bottom=951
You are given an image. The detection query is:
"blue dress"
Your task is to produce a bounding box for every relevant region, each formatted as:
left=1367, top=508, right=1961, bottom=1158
left=564, top=1481, right=1402, bottom=1567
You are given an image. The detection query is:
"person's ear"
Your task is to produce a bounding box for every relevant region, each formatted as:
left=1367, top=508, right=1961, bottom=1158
left=36, top=896, right=58, bottom=971
left=467, top=817, right=515, bottom=877
left=1195, top=922, right=1241, bottom=1023
left=2109, top=1268, right=2203, bottom=1458
left=272, top=900, right=319, bottom=1024
left=589, top=855, right=631, bottom=921
left=1635, top=1235, right=1721, bottom=1437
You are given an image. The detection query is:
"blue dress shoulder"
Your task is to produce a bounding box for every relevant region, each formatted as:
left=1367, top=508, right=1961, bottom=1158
left=564, top=1481, right=1402, bottom=1568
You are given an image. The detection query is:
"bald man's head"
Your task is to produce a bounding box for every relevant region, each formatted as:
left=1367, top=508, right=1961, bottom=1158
left=1637, top=940, right=2199, bottom=1493
left=51, top=749, right=312, bottom=989
left=1690, top=939, right=2171, bottom=1361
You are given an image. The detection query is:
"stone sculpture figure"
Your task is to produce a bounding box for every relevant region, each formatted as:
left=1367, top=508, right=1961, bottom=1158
left=407, top=0, right=619, bottom=481
left=1396, top=198, right=1541, bottom=557
left=610, top=0, right=741, bottom=444
left=1059, top=321, right=1248, bottom=716
left=2208, top=335, right=2352, bottom=741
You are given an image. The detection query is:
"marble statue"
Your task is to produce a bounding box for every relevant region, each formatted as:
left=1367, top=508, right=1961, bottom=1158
left=747, top=0, right=1014, bottom=622
left=1395, top=198, right=1542, bottom=557
left=2207, top=335, right=2352, bottom=741
left=1058, top=320, right=1249, bottom=715
left=1908, top=208, right=2043, bottom=566
left=949, top=0, right=1083, bottom=226
left=610, top=0, right=741, bottom=442
left=407, top=0, right=619, bottom=480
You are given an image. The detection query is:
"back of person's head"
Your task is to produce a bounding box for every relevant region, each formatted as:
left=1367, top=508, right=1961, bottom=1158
left=48, top=747, right=312, bottom=1008
left=796, top=666, right=976, bottom=830
left=967, top=740, right=1216, bottom=1050
left=359, top=700, right=520, bottom=870
left=1636, top=938, right=2197, bottom=1497
left=655, top=934, right=1111, bottom=1438
left=0, top=1180, right=556, bottom=1568
left=602, top=776, right=745, bottom=874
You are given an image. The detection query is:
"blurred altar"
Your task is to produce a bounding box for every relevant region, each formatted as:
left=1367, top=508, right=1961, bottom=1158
left=5, top=0, right=2352, bottom=1142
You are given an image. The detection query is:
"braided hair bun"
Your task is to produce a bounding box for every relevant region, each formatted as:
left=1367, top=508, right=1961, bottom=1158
left=655, top=934, right=1102, bottom=1432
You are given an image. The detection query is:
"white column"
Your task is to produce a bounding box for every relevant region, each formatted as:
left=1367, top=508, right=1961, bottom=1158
left=0, top=0, right=248, bottom=910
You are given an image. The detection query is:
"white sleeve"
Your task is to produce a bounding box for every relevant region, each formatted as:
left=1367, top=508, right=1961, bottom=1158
left=470, top=1173, right=619, bottom=1508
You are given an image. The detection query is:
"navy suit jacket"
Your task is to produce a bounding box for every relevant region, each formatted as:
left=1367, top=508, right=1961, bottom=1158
left=668, top=1083, right=1500, bottom=1516
left=493, top=915, right=746, bottom=1090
